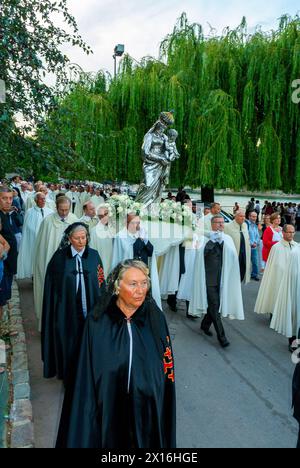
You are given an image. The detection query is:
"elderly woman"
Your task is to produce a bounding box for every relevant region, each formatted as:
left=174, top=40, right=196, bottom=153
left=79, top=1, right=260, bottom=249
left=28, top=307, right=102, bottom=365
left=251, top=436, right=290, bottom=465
left=41, top=222, right=106, bottom=385
left=56, top=259, right=176, bottom=448
left=262, top=212, right=283, bottom=263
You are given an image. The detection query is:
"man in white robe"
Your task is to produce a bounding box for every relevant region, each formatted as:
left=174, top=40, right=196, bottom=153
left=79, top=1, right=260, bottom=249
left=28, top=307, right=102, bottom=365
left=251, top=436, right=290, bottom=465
left=17, top=193, right=53, bottom=279
left=74, top=186, right=91, bottom=219
left=189, top=214, right=244, bottom=347
left=39, top=186, right=56, bottom=211
left=20, top=181, right=30, bottom=206
left=25, top=182, right=43, bottom=210
left=79, top=201, right=98, bottom=229
left=254, top=225, right=297, bottom=330
left=177, top=201, right=204, bottom=317
left=111, top=213, right=162, bottom=309
left=160, top=201, right=201, bottom=315
left=33, top=196, right=78, bottom=329
left=90, top=187, right=105, bottom=208
left=268, top=226, right=299, bottom=352
left=90, top=205, right=115, bottom=279
left=65, top=185, right=80, bottom=215
left=224, top=210, right=251, bottom=284
left=159, top=245, right=180, bottom=308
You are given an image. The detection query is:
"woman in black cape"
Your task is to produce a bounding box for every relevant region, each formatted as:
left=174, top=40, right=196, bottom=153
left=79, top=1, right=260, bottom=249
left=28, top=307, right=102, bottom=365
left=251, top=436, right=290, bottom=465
left=56, top=259, right=176, bottom=448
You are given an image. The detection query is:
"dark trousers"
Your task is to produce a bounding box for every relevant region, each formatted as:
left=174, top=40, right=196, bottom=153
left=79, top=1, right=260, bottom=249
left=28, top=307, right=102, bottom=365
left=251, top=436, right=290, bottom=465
left=0, top=271, right=14, bottom=306
left=201, top=286, right=226, bottom=342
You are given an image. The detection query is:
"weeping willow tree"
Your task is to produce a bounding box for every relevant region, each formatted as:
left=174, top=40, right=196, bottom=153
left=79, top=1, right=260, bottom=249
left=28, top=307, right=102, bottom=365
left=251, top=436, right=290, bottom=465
left=37, top=12, right=300, bottom=191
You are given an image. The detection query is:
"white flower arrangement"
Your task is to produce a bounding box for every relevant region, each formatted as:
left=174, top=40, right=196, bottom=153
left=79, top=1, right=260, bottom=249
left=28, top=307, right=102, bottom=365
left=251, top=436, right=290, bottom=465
left=105, top=195, right=193, bottom=226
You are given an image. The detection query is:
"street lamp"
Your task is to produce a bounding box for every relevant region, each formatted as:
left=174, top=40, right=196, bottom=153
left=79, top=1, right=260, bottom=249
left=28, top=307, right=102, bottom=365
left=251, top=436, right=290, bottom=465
left=113, top=44, right=125, bottom=78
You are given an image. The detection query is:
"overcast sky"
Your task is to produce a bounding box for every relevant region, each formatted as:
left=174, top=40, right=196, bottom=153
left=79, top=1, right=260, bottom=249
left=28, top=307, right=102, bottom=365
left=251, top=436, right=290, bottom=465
left=60, top=0, right=299, bottom=77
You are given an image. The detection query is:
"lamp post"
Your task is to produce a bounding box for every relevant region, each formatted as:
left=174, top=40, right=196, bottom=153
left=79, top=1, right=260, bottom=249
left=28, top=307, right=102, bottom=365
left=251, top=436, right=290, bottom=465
left=113, top=44, right=124, bottom=78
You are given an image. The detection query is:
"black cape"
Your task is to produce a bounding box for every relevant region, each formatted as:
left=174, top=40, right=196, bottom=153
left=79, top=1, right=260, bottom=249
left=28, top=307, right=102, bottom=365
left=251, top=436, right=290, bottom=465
left=56, top=297, right=176, bottom=448
left=41, top=245, right=106, bottom=383
left=293, top=362, right=300, bottom=424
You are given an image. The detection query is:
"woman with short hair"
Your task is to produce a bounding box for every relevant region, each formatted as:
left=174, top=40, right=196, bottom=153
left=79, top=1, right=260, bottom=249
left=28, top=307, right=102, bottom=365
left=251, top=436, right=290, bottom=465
left=41, top=222, right=106, bottom=385
left=56, top=259, right=176, bottom=448
left=262, top=213, right=283, bottom=263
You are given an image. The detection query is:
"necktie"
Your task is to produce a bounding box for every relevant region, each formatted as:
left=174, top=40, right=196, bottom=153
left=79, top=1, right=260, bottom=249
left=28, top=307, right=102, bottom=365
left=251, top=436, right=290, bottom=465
left=61, top=218, right=65, bottom=222
left=239, top=225, right=246, bottom=282
left=41, top=208, right=44, bottom=218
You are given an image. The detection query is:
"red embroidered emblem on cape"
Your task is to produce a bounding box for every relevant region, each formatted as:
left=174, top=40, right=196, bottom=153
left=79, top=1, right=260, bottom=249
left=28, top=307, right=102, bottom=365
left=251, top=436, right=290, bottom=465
left=163, top=337, right=175, bottom=382
left=97, top=265, right=105, bottom=287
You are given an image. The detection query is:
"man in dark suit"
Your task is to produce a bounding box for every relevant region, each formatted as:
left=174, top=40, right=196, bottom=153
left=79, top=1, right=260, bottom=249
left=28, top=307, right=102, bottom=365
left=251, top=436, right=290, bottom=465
left=0, top=187, right=18, bottom=320
left=200, top=215, right=230, bottom=348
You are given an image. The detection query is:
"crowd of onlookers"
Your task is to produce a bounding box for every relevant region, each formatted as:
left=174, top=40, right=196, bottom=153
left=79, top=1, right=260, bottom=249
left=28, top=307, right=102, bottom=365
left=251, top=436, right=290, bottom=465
left=235, top=197, right=300, bottom=230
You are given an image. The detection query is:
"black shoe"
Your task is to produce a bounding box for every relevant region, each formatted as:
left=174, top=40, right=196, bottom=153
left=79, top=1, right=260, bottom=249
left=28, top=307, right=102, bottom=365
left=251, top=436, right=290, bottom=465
left=201, top=326, right=213, bottom=337
left=167, top=299, right=177, bottom=312
left=219, top=339, right=230, bottom=348
left=186, top=314, right=197, bottom=320
left=251, top=277, right=260, bottom=281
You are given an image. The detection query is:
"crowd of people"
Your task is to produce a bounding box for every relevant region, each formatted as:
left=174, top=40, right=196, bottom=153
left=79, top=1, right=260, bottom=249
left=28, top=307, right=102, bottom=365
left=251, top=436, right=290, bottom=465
left=0, top=176, right=299, bottom=448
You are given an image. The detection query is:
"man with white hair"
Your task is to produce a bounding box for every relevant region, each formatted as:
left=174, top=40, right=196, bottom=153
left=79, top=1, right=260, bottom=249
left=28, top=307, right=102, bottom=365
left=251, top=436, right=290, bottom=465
left=224, top=209, right=251, bottom=284
left=39, top=185, right=56, bottom=211
left=25, top=181, right=43, bottom=210
left=17, top=192, right=53, bottom=279
left=33, top=196, right=78, bottom=328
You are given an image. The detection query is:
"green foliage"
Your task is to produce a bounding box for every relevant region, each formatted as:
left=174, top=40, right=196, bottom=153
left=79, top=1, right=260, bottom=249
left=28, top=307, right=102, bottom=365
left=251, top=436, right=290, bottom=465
left=0, top=0, right=92, bottom=177
left=4, top=10, right=300, bottom=191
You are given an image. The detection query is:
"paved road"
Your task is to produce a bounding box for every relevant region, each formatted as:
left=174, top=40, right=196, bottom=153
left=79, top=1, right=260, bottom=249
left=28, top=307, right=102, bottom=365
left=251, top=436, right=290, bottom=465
left=18, top=277, right=299, bottom=448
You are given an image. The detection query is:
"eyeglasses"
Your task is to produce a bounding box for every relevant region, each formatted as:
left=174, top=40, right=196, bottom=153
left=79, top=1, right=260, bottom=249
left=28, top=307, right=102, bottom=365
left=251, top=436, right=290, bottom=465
left=212, top=221, right=224, bottom=224
left=98, top=213, right=108, bottom=218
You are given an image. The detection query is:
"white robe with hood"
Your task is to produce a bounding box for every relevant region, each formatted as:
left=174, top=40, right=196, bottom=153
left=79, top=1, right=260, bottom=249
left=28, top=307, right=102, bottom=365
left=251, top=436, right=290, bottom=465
left=254, top=239, right=297, bottom=315
left=188, top=233, right=244, bottom=320
left=17, top=206, right=53, bottom=279
left=90, top=222, right=115, bottom=279
left=270, top=243, right=300, bottom=337
left=33, top=212, right=78, bottom=329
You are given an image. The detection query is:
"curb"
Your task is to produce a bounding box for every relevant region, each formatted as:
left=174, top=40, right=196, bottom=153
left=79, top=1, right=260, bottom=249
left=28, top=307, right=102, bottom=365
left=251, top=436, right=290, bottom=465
left=7, top=281, right=34, bottom=448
